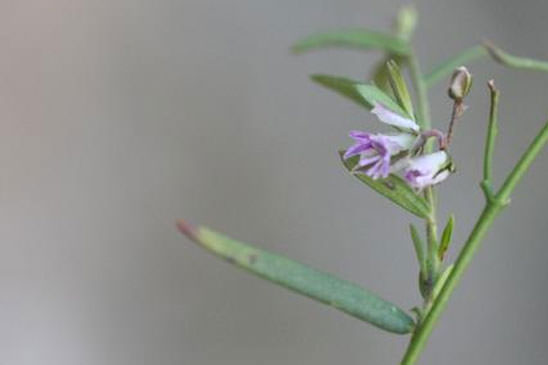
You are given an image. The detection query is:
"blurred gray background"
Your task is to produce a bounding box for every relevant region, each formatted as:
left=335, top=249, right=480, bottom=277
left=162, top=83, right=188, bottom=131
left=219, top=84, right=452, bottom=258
left=1, top=1, right=547, bottom=364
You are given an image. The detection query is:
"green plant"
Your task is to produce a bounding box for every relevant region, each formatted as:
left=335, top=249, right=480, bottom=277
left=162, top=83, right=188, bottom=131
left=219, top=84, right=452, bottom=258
left=177, top=6, right=548, bottom=364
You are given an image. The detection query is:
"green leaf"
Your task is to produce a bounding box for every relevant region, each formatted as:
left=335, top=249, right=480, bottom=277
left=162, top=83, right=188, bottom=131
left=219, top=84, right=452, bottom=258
left=310, top=74, right=411, bottom=119
left=177, top=220, right=415, bottom=334
left=339, top=152, right=431, bottom=218
left=424, top=42, right=548, bottom=87
left=311, top=74, right=371, bottom=110
left=371, top=55, right=405, bottom=95
left=438, top=215, right=455, bottom=260
left=292, top=28, right=410, bottom=55
left=484, top=41, right=548, bottom=72
left=356, top=83, right=412, bottom=118
left=424, top=45, right=487, bottom=87
left=409, top=224, right=426, bottom=275
left=422, top=264, right=454, bottom=315
left=386, top=60, right=414, bottom=117
left=431, top=264, right=453, bottom=303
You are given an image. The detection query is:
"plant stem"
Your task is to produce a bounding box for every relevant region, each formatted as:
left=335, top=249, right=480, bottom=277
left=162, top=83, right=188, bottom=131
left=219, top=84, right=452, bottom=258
left=446, top=101, right=464, bottom=147
left=409, top=52, right=431, bottom=131
left=483, top=81, right=499, bottom=187
left=409, top=51, right=439, bottom=289
left=401, top=119, right=548, bottom=365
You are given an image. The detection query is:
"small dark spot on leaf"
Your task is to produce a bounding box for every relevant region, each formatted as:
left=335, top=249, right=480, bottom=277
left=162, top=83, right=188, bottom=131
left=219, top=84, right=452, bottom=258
left=383, top=180, right=396, bottom=190
left=248, top=254, right=258, bottom=265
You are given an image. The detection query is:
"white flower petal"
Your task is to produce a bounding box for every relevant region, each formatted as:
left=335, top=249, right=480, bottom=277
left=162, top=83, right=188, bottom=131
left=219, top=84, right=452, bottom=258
left=408, top=151, right=448, bottom=174
left=384, top=133, right=417, bottom=151
left=389, top=157, right=411, bottom=174
left=412, top=170, right=450, bottom=190
left=371, top=103, right=419, bottom=132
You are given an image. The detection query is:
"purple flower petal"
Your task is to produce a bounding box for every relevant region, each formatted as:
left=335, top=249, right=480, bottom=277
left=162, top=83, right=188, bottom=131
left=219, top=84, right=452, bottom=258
left=357, top=155, right=381, bottom=167
left=348, top=130, right=370, bottom=140
left=343, top=142, right=371, bottom=159
left=345, top=132, right=415, bottom=180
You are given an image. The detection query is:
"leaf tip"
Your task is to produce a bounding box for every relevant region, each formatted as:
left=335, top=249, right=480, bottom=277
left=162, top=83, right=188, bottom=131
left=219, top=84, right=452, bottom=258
left=482, top=39, right=505, bottom=63
left=176, top=219, right=199, bottom=241
left=290, top=43, right=306, bottom=54
left=309, top=73, right=324, bottom=82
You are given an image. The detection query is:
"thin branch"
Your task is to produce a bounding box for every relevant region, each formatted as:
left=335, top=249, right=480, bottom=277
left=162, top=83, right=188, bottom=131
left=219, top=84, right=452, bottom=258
left=408, top=51, right=439, bottom=295
left=446, top=101, right=465, bottom=147
left=484, top=40, right=548, bottom=72
left=481, top=80, right=499, bottom=201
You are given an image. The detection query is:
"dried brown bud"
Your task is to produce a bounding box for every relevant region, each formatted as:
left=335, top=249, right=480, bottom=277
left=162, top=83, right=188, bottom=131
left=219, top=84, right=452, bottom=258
left=448, top=66, right=472, bottom=102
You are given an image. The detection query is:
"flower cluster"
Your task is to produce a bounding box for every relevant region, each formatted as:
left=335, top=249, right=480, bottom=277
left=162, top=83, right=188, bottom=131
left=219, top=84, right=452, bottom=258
left=344, top=103, right=452, bottom=189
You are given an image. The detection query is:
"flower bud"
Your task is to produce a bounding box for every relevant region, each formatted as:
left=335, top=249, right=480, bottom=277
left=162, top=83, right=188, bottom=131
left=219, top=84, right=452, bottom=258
left=448, top=66, right=472, bottom=101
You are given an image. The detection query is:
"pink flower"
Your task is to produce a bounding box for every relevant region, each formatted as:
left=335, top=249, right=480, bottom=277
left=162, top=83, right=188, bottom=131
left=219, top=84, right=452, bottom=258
left=403, top=151, right=451, bottom=189
left=343, top=103, right=418, bottom=179
left=344, top=131, right=415, bottom=179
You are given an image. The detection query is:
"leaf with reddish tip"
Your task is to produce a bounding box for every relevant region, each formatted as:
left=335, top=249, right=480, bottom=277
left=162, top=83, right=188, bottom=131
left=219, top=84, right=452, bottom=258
left=177, top=220, right=415, bottom=334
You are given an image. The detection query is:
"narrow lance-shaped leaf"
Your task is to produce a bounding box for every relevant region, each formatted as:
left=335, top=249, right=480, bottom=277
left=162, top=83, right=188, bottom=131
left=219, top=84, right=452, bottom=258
left=356, top=83, right=412, bottom=119
left=424, top=45, right=487, bottom=87
left=387, top=59, right=414, bottom=117
left=484, top=41, right=548, bottom=72
left=340, top=151, right=431, bottom=219
left=310, top=74, right=412, bottom=119
left=177, top=220, right=415, bottom=334
left=311, top=74, right=371, bottom=110
left=409, top=224, right=426, bottom=275
left=292, top=28, right=410, bottom=55
left=371, top=55, right=406, bottom=95
left=438, top=215, right=455, bottom=260
left=423, top=264, right=454, bottom=314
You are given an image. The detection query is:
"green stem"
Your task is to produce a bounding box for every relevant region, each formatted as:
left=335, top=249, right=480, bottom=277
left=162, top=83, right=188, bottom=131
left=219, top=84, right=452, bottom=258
left=483, top=82, right=499, bottom=183
left=401, top=119, right=548, bottom=365
left=409, top=51, right=439, bottom=289
left=481, top=81, right=499, bottom=200
left=408, top=52, right=431, bottom=131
